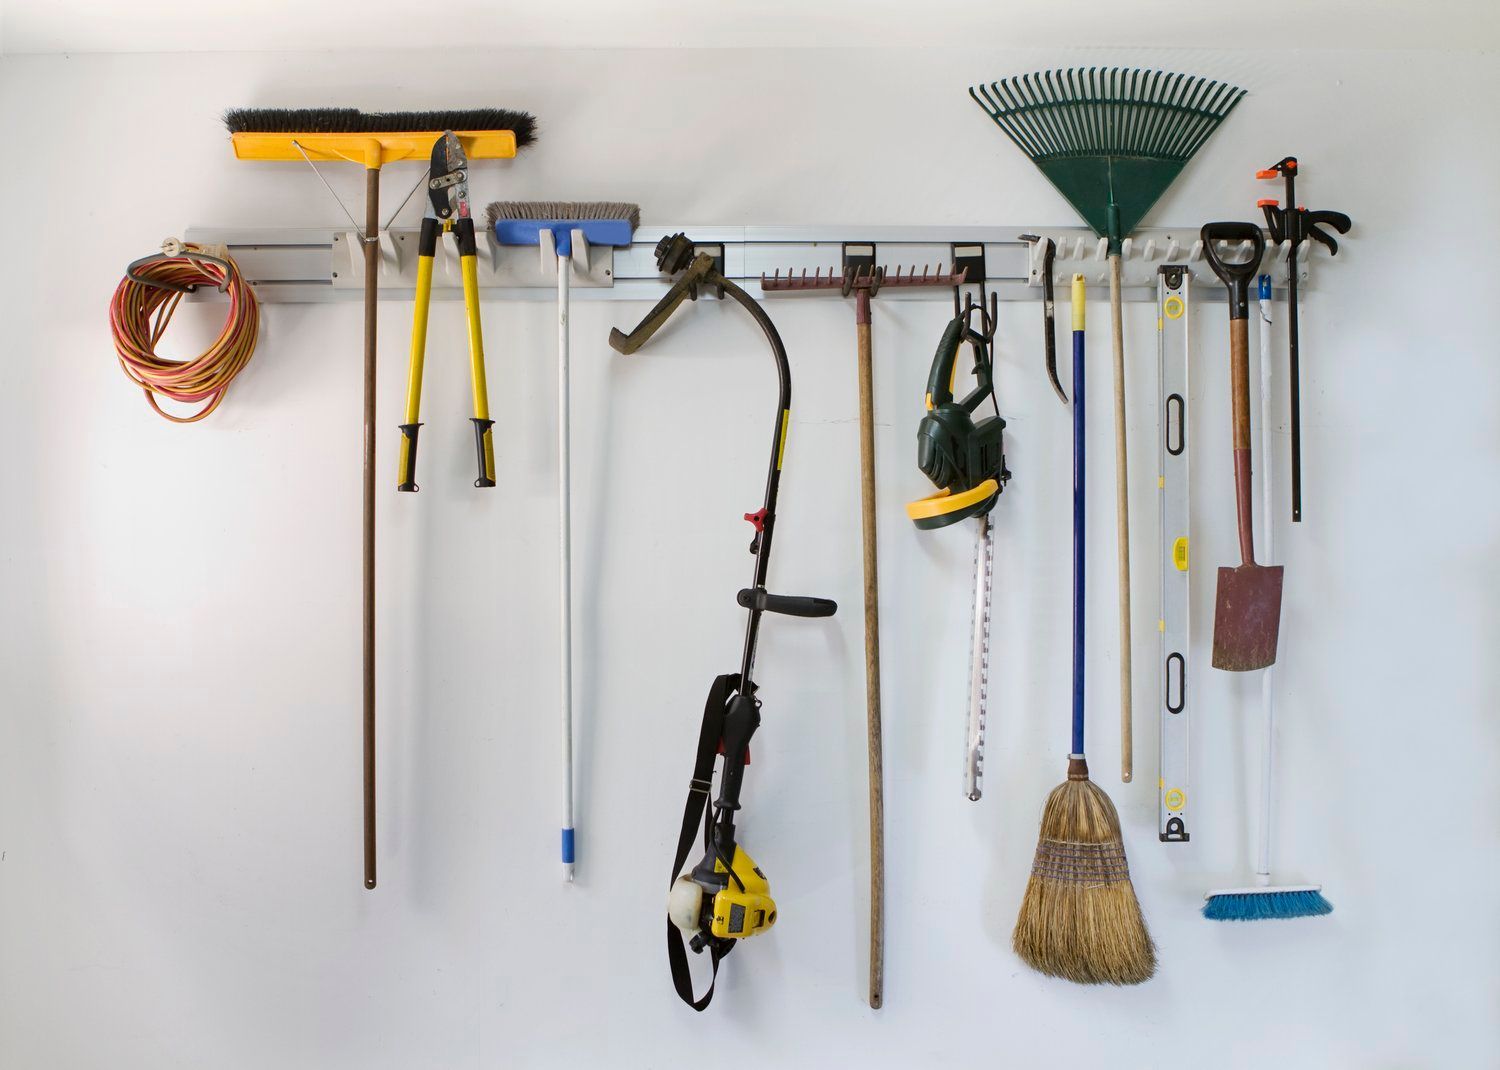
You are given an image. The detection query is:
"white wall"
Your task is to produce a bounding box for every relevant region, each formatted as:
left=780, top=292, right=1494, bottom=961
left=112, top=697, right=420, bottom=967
left=1, top=44, right=1496, bottom=1069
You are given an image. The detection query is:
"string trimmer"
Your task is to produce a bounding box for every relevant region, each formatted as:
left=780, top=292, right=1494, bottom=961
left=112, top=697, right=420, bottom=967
left=971, top=69, right=1245, bottom=782
left=906, top=292, right=1010, bottom=802
left=610, top=234, right=836, bottom=1012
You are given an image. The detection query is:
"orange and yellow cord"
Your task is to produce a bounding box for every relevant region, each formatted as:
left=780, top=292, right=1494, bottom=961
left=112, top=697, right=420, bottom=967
left=109, top=245, right=260, bottom=423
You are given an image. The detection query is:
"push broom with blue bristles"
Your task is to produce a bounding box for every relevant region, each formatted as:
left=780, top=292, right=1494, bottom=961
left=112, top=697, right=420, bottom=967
left=1203, top=276, right=1332, bottom=922
left=487, top=201, right=640, bottom=882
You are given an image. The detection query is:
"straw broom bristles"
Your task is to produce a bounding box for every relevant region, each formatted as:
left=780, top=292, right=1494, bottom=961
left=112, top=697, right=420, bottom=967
left=1013, top=757, right=1157, bottom=985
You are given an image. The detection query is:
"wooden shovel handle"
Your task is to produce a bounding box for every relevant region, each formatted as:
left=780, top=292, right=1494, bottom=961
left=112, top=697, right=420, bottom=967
left=1230, top=318, right=1257, bottom=565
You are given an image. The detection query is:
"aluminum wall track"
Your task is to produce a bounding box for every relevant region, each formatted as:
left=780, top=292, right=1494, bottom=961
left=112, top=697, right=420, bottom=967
left=180, top=224, right=1323, bottom=305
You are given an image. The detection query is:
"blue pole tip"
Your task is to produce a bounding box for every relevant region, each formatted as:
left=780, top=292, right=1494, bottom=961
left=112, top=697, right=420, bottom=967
left=561, top=828, right=575, bottom=864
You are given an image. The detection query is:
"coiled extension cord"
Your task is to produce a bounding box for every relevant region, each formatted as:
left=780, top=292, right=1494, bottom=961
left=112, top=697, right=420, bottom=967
left=109, top=240, right=260, bottom=422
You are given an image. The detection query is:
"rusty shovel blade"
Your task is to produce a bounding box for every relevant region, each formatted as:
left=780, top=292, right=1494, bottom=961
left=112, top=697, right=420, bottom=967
left=1211, top=563, right=1284, bottom=671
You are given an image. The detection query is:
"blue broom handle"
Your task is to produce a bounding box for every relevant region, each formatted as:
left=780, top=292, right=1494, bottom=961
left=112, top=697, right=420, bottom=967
left=1071, top=275, right=1086, bottom=757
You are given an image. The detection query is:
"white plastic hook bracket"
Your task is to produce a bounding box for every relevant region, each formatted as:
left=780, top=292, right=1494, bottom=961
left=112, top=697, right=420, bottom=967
left=570, top=229, right=591, bottom=274
left=539, top=227, right=558, bottom=273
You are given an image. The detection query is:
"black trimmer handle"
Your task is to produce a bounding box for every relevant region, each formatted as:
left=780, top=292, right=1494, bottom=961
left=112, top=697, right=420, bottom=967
left=715, top=692, right=761, bottom=812
left=737, top=588, right=838, bottom=618
left=1200, top=222, right=1267, bottom=320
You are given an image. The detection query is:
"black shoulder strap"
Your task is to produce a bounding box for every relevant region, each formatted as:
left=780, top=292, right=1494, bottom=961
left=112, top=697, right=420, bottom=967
left=667, top=673, right=740, bottom=1011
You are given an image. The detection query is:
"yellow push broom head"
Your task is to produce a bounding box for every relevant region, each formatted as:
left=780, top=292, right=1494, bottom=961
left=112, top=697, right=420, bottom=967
left=222, top=107, right=537, bottom=167
left=1013, top=758, right=1157, bottom=985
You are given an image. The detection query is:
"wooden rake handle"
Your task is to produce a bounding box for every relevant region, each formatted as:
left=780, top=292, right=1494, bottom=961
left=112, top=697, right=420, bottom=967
left=855, top=298, right=884, bottom=1011
left=1109, top=255, right=1133, bottom=783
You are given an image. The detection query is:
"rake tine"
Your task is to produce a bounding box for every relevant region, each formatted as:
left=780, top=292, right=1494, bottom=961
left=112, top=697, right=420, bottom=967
left=1165, top=76, right=1215, bottom=158
left=1122, top=68, right=1145, bottom=155
left=997, top=77, right=1050, bottom=159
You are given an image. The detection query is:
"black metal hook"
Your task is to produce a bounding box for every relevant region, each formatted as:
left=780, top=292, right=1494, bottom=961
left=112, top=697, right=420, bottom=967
left=125, top=249, right=233, bottom=295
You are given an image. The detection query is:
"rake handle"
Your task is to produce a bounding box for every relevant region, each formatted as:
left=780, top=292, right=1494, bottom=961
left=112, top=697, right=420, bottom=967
left=855, top=299, right=885, bottom=1011
left=1110, top=254, right=1133, bottom=784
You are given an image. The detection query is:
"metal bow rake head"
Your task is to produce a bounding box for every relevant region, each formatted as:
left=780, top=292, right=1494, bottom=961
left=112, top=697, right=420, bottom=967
left=760, top=263, right=968, bottom=296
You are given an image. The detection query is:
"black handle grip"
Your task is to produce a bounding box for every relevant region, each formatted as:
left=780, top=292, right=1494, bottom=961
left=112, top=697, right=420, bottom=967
left=714, top=692, right=760, bottom=812
left=1302, top=210, right=1352, bottom=256
left=737, top=588, right=838, bottom=618
left=471, top=417, right=496, bottom=488
left=1200, top=222, right=1267, bottom=320
left=397, top=423, right=422, bottom=492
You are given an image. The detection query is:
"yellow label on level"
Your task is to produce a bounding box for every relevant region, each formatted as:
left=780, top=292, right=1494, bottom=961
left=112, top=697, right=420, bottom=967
left=1164, top=295, right=1185, bottom=320
left=1172, top=537, right=1189, bottom=571
left=1165, top=788, right=1186, bottom=811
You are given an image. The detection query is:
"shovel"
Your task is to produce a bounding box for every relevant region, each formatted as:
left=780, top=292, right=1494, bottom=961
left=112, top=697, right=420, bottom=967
left=1202, top=222, right=1281, bottom=671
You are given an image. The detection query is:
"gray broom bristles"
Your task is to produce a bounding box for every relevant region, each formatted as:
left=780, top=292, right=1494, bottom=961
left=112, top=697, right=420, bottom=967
left=1013, top=758, right=1157, bottom=985
left=485, top=201, right=641, bottom=228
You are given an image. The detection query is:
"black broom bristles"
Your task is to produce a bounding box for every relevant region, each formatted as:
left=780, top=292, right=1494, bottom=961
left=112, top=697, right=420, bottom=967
left=223, top=107, right=537, bottom=148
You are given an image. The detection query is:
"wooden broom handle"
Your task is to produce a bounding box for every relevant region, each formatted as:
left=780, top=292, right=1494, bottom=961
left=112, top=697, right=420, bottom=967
left=855, top=298, right=884, bottom=1010
left=363, top=166, right=379, bottom=890
left=1110, top=255, right=1133, bottom=783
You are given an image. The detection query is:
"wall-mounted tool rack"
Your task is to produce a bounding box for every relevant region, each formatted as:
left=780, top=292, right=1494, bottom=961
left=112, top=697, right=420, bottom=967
left=182, top=225, right=1331, bottom=305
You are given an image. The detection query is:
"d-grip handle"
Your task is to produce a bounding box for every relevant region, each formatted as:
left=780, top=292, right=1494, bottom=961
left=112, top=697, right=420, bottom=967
left=737, top=588, right=838, bottom=618
left=1200, top=222, right=1266, bottom=320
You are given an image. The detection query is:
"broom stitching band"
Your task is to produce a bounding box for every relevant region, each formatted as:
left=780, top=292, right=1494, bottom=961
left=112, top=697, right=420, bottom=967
left=1032, top=839, right=1131, bottom=886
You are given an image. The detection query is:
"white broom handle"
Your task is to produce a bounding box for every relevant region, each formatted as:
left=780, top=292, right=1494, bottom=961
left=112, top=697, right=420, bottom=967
left=1257, top=276, right=1274, bottom=884
left=559, top=253, right=575, bottom=883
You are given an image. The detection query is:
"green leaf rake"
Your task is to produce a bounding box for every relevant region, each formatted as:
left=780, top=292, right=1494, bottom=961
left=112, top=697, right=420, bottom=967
left=969, top=68, right=1245, bottom=783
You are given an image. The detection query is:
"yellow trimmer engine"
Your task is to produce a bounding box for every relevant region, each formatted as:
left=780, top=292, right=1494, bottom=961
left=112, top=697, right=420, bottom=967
left=669, top=844, right=777, bottom=948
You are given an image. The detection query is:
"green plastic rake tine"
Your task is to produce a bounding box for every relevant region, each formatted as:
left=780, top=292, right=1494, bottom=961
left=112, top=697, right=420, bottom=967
left=1032, top=72, right=1073, bottom=156
left=1061, top=71, right=1090, bottom=157
left=1124, top=69, right=1149, bottom=153
left=1017, top=74, right=1065, bottom=158
left=1139, top=71, right=1181, bottom=157
left=1167, top=77, right=1219, bottom=158
left=981, top=80, right=1039, bottom=159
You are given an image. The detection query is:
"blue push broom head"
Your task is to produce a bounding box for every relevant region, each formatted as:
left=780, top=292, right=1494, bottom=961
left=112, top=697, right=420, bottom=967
left=1203, top=885, right=1333, bottom=921
left=486, top=201, right=639, bottom=257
